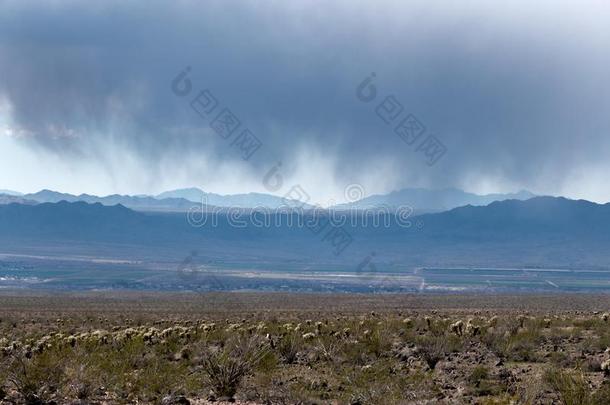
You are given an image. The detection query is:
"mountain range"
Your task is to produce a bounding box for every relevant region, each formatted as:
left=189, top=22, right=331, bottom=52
left=0, top=187, right=537, bottom=212
left=19, top=190, right=199, bottom=212
left=334, top=188, right=535, bottom=211
left=0, top=194, right=37, bottom=205
left=0, top=196, right=608, bottom=269
left=0, top=189, right=22, bottom=196
left=156, top=188, right=316, bottom=209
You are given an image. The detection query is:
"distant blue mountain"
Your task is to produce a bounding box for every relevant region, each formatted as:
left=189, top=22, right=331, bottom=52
left=0, top=201, right=139, bottom=234
left=334, top=187, right=535, bottom=211
left=1, top=196, right=609, bottom=268
left=0, top=194, right=37, bottom=205
left=0, top=189, right=22, bottom=196
left=22, top=188, right=315, bottom=210
left=23, top=190, right=201, bottom=212
left=20, top=187, right=534, bottom=212
left=156, top=188, right=206, bottom=202
left=156, top=188, right=315, bottom=209
left=418, top=196, right=610, bottom=237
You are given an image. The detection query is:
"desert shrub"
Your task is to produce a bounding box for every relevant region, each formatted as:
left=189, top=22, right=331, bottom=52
left=589, top=332, right=610, bottom=352
left=276, top=331, right=302, bottom=364
left=544, top=367, right=590, bottom=405
left=445, top=333, right=465, bottom=353
left=481, top=329, right=509, bottom=359
left=427, top=318, right=451, bottom=337
left=5, top=351, right=63, bottom=404
left=314, top=336, right=341, bottom=363
left=342, top=361, right=408, bottom=405
left=417, top=336, right=446, bottom=370
left=360, top=328, right=392, bottom=358
left=129, top=353, right=194, bottom=401
left=255, top=349, right=278, bottom=374
left=483, top=325, right=542, bottom=362
left=198, top=335, right=269, bottom=400
left=63, top=363, right=94, bottom=400
left=517, top=375, right=545, bottom=405
left=468, top=365, right=508, bottom=397
left=340, top=339, right=369, bottom=366
left=508, top=338, right=539, bottom=362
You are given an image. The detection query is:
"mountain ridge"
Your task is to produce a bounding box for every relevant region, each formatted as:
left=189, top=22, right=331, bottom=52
left=1, top=196, right=609, bottom=268
left=6, top=187, right=564, bottom=214
left=156, top=188, right=316, bottom=209
left=22, top=190, right=200, bottom=212
left=334, top=187, right=536, bottom=211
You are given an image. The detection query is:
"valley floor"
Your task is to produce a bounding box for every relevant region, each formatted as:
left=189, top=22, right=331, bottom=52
left=1, top=292, right=610, bottom=404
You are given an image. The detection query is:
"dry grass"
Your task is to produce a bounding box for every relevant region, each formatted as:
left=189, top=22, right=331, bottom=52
left=2, top=293, right=610, bottom=403
left=197, top=335, right=270, bottom=400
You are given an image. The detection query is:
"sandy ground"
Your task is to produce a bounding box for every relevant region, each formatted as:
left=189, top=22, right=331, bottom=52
left=2, top=290, right=610, bottom=316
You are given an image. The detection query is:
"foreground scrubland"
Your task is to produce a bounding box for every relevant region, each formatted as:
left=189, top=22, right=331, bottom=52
left=3, top=292, right=610, bottom=404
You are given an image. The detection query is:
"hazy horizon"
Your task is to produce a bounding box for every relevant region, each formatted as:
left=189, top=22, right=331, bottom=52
left=1, top=0, right=610, bottom=203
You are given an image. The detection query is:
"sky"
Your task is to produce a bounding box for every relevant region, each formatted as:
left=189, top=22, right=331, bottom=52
left=0, top=0, right=609, bottom=204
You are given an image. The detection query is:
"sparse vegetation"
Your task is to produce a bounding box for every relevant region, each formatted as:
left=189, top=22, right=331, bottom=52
left=198, top=335, right=269, bottom=400
left=2, top=294, right=610, bottom=403
left=544, top=368, right=590, bottom=405
left=417, top=335, right=446, bottom=370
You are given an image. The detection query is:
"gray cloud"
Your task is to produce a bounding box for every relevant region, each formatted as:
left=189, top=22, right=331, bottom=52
left=0, top=0, right=609, bottom=201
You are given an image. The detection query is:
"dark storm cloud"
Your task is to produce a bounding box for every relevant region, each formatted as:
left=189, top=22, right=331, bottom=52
left=1, top=0, right=609, bottom=197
